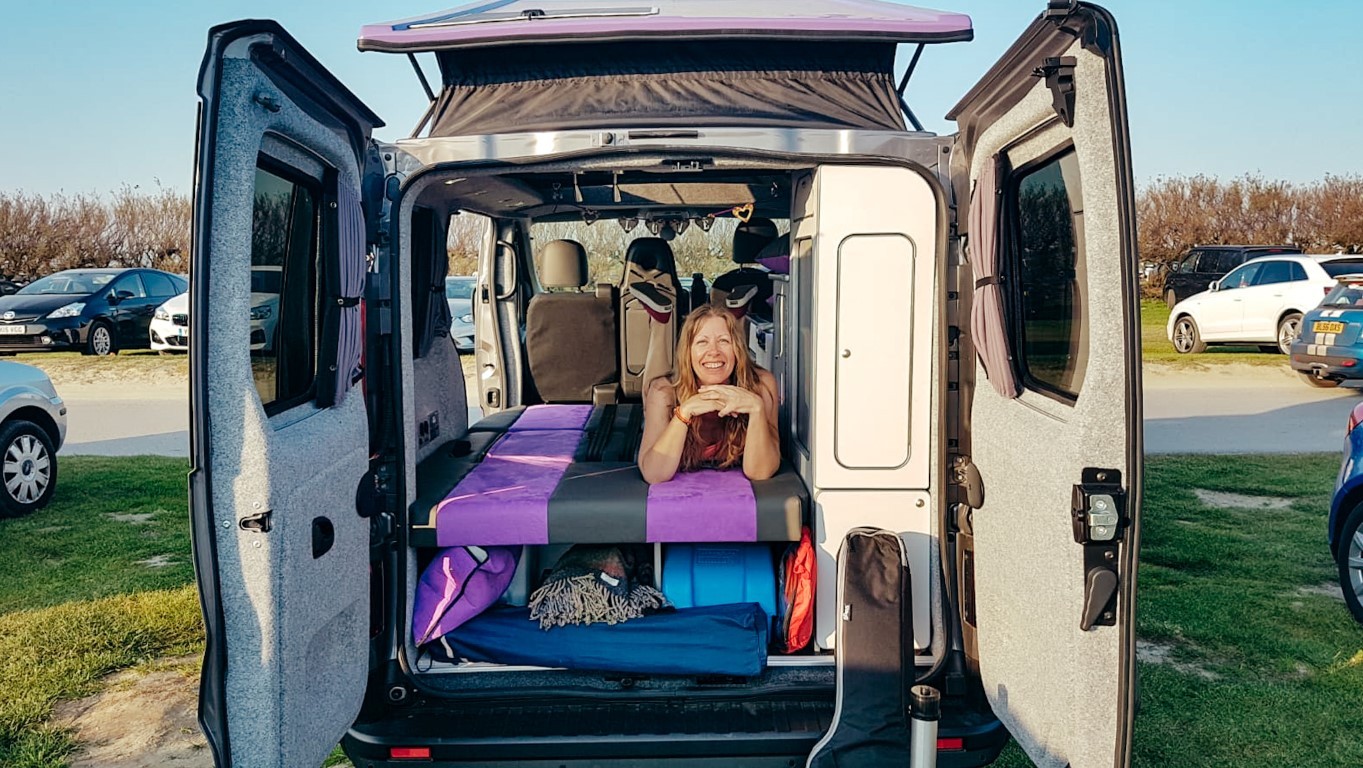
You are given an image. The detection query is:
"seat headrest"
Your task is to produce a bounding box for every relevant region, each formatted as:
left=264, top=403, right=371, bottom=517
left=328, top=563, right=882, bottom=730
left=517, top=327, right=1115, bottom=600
left=732, top=217, right=779, bottom=264
left=624, top=238, right=676, bottom=275
left=540, top=239, right=588, bottom=289
left=755, top=234, right=791, bottom=274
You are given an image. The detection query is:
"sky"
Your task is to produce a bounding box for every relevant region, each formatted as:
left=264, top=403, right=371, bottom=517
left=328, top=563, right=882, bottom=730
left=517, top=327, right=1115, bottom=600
left=1, top=0, right=1360, bottom=198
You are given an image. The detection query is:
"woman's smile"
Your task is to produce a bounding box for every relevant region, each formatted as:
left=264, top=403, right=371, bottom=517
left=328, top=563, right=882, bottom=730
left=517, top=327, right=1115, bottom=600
left=691, top=315, right=735, bottom=385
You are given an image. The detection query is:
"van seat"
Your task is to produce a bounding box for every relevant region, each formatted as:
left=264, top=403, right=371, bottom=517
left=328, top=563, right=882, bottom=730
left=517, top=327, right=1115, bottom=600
left=619, top=238, right=683, bottom=399
left=526, top=239, right=619, bottom=404
left=409, top=404, right=804, bottom=548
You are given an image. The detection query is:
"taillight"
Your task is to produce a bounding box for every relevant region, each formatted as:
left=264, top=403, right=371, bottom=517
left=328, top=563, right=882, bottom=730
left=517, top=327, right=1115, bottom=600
left=937, top=737, right=965, bottom=751
left=1348, top=402, right=1363, bottom=433
left=390, top=747, right=431, bottom=760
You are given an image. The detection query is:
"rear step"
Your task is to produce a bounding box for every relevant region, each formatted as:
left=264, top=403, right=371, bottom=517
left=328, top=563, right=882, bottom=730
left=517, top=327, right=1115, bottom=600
left=344, top=696, right=1007, bottom=766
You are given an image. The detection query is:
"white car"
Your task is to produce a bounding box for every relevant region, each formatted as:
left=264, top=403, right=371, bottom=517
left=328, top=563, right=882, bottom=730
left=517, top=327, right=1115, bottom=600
left=151, top=266, right=283, bottom=354
left=0, top=361, right=65, bottom=517
left=150, top=291, right=190, bottom=353
left=1167, top=254, right=1363, bottom=355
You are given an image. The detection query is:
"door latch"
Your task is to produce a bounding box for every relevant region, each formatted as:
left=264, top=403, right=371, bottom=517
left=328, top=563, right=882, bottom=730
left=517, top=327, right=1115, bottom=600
left=239, top=510, right=273, bottom=533
left=1071, top=468, right=1125, bottom=630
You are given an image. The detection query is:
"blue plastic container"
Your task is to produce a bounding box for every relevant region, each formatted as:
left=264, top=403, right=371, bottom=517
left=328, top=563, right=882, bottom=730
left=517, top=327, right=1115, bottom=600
left=661, top=543, right=777, bottom=618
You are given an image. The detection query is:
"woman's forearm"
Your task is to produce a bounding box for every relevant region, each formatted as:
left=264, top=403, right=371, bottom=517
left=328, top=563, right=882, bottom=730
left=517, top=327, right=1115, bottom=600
left=640, top=418, right=688, bottom=484
left=741, top=408, right=780, bottom=481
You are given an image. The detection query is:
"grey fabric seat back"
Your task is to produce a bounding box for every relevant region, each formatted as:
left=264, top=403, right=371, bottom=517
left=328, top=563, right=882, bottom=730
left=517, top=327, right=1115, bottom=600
left=526, top=240, right=618, bottom=403
left=619, top=237, right=682, bottom=399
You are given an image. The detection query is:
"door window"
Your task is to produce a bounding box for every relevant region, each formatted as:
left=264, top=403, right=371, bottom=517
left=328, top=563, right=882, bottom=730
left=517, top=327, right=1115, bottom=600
left=142, top=272, right=178, bottom=297
left=1219, top=262, right=1261, bottom=290
left=1179, top=251, right=1202, bottom=273
left=1212, top=251, right=1244, bottom=274
left=1253, top=260, right=1295, bottom=286
left=111, top=274, right=148, bottom=299
left=1007, top=148, right=1087, bottom=399
left=250, top=160, right=320, bottom=414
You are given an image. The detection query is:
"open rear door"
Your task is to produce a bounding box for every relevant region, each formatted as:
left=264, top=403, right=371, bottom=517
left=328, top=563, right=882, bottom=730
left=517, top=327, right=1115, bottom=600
left=946, top=4, right=1139, bottom=767
left=189, top=21, right=382, bottom=768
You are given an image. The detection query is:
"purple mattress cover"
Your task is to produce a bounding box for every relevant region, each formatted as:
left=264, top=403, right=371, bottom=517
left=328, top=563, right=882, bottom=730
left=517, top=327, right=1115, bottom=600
left=646, top=469, right=757, bottom=542
left=432, top=429, right=581, bottom=546
left=360, top=0, right=972, bottom=51
left=506, top=404, right=592, bottom=431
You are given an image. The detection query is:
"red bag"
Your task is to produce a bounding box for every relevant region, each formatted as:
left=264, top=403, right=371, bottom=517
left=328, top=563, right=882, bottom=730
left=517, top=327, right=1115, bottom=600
left=775, top=526, right=816, bottom=653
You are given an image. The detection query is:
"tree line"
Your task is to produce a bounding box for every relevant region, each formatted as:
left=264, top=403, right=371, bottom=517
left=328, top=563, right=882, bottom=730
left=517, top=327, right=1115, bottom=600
left=2, top=174, right=1360, bottom=284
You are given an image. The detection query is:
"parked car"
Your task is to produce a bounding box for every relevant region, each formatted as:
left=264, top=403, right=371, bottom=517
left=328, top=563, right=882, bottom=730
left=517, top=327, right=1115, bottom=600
left=1329, top=401, right=1363, bottom=623
left=149, top=292, right=190, bottom=353
left=1163, top=244, right=1302, bottom=307
left=0, top=361, right=65, bottom=517
left=1166, top=255, right=1363, bottom=355
left=445, top=275, right=475, bottom=353
left=190, top=4, right=1143, bottom=768
left=0, top=268, right=187, bottom=356
left=1289, top=273, right=1363, bottom=387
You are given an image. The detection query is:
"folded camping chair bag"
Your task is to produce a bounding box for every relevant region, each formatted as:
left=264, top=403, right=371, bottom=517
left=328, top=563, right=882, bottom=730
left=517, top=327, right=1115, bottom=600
left=806, top=527, right=914, bottom=768
left=423, top=603, right=769, bottom=677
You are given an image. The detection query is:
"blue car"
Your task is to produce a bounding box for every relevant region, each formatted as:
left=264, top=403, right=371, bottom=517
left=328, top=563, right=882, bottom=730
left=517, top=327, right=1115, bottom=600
left=1331, top=400, right=1363, bottom=623
left=445, top=275, right=475, bottom=353
left=1291, top=273, right=1363, bottom=388
left=0, top=268, right=187, bottom=356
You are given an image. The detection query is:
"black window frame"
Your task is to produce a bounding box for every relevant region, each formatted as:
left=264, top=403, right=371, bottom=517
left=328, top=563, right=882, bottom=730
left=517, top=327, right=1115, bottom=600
left=252, top=153, right=327, bottom=418
left=1001, top=143, right=1087, bottom=404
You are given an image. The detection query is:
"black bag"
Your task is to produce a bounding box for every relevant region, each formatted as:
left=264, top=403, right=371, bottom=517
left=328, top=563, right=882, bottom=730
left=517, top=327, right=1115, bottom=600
left=806, top=527, right=913, bottom=768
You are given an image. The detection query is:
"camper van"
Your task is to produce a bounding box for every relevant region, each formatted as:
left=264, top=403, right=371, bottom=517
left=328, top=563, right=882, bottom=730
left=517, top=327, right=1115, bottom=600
left=188, top=2, right=1143, bottom=766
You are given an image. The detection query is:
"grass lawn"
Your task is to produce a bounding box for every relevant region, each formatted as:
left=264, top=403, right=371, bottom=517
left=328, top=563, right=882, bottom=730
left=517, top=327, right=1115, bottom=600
left=8, top=350, right=187, bottom=387
left=3, top=455, right=1360, bottom=767
left=1141, top=299, right=1287, bottom=367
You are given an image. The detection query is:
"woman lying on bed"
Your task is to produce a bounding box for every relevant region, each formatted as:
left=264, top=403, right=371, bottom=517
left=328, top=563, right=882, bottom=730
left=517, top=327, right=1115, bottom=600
left=639, top=303, right=780, bottom=484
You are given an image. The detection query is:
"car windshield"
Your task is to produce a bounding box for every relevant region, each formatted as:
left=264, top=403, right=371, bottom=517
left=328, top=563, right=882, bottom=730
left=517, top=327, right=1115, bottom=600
left=251, top=269, right=283, bottom=294
left=1322, top=281, right=1363, bottom=307
left=445, top=277, right=475, bottom=300
left=17, top=273, right=114, bottom=295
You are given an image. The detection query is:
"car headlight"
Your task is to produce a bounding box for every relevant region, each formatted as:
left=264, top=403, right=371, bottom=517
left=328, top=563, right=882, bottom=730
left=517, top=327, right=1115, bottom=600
left=46, top=302, right=84, bottom=319
left=250, top=305, right=273, bottom=321
left=458, top=313, right=473, bottom=324
left=154, top=307, right=170, bottom=321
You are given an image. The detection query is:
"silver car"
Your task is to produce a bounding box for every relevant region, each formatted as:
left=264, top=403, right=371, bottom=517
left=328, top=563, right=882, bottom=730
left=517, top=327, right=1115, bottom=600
left=0, top=361, right=65, bottom=517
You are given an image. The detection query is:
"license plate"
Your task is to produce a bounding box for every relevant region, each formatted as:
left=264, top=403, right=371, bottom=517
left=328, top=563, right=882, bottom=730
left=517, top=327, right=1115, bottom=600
left=1314, top=321, right=1346, bottom=334
left=0, top=325, right=26, bottom=335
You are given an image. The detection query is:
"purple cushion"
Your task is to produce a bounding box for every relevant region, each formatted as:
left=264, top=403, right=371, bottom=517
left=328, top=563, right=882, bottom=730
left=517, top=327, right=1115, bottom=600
left=506, top=404, right=593, bottom=431
left=413, top=545, right=520, bottom=646
left=647, top=469, right=757, bottom=542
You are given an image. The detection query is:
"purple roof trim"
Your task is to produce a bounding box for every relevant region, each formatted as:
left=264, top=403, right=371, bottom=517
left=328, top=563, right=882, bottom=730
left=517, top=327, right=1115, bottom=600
left=360, top=0, right=972, bottom=52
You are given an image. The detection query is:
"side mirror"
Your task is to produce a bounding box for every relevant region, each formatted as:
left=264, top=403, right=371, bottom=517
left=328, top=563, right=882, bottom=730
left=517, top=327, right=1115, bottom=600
left=1208, top=280, right=1221, bottom=292
left=108, top=290, right=134, bottom=304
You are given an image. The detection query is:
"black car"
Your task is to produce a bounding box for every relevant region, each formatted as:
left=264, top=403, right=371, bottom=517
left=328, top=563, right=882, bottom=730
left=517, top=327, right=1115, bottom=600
left=0, top=269, right=188, bottom=356
left=0, top=280, right=20, bottom=296
left=1163, top=244, right=1303, bottom=306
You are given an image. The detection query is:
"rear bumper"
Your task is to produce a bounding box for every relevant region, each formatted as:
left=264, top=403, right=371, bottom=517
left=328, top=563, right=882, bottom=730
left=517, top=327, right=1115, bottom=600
left=1289, top=344, right=1363, bottom=379
left=343, top=694, right=1007, bottom=768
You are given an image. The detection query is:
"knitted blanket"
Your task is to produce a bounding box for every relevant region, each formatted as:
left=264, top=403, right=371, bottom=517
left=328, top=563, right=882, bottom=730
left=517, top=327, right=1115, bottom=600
left=528, top=545, right=670, bottom=629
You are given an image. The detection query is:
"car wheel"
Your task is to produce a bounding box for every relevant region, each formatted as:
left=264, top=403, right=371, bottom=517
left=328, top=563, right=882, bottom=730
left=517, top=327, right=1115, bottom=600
left=1297, top=372, right=1340, bottom=389
left=1165, top=290, right=1178, bottom=308
left=1338, top=504, right=1363, bottom=624
left=0, top=419, right=57, bottom=518
left=1277, top=313, right=1303, bottom=355
left=86, top=321, right=116, bottom=357
left=1171, top=316, right=1206, bottom=354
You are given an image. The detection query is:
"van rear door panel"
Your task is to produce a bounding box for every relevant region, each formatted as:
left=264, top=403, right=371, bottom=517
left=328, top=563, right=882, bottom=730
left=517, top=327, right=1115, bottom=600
left=190, top=21, right=381, bottom=768
left=947, top=4, right=1139, bottom=767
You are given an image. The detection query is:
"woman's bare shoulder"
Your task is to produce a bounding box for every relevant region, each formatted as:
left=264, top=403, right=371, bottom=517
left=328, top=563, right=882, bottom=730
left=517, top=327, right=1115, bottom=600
left=755, top=368, right=777, bottom=394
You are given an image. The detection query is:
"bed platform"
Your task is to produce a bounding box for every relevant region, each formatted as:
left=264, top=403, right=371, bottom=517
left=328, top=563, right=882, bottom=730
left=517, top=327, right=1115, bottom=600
left=410, top=405, right=807, bottom=548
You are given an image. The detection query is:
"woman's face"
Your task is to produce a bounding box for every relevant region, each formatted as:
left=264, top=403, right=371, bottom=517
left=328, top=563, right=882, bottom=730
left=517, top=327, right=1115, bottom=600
left=690, top=314, right=736, bottom=386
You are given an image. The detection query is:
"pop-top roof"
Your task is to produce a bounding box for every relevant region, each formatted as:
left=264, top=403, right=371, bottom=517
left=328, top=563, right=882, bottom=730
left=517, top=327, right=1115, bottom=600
left=359, top=0, right=973, bottom=52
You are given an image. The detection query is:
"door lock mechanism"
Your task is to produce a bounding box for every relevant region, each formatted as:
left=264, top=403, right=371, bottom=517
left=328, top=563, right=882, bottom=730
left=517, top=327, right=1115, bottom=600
left=1071, top=468, right=1126, bottom=630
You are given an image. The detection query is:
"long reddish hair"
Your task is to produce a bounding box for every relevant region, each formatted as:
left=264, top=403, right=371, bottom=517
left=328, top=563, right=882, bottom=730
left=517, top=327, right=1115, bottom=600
left=672, top=304, right=762, bottom=471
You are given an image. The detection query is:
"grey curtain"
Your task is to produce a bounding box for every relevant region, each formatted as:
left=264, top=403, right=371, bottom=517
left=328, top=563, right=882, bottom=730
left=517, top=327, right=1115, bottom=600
left=968, top=158, right=1020, bottom=399
left=334, top=179, right=366, bottom=405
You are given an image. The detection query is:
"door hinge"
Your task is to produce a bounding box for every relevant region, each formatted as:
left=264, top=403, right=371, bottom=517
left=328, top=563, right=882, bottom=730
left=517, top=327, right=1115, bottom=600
left=950, top=455, right=984, bottom=509
left=1032, top=56, right=1077, bottom=128
left=1071, top=467, right=1126, bottom=631
left=239, top=510, right=273, bottom=533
